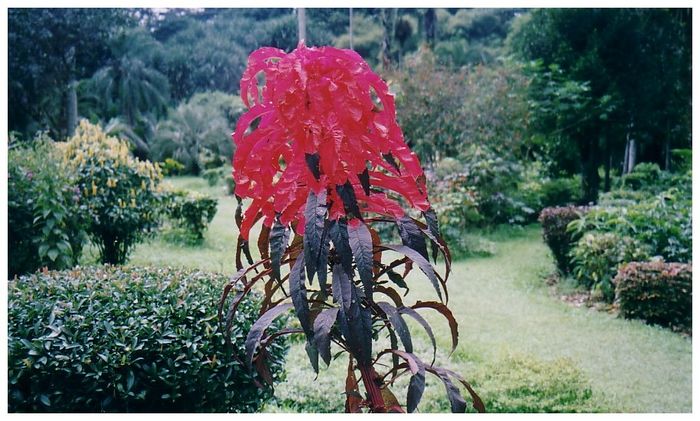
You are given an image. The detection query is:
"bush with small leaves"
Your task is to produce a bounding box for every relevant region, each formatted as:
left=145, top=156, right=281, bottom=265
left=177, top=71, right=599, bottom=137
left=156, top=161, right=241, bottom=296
left=166, top=190, right=218, bottom=242
left=615, top=261, right=692, bottom=331
left=8, top=266, right=287, bottom=412
left=62, top=120, right=165, bottom=264
left=8, top=134, right=89, bottom=277
left=160, top=158, right=185, bottom=176
left=570, top=232, right=650, bottom=302
left=538, top=206, right=590, bottom=274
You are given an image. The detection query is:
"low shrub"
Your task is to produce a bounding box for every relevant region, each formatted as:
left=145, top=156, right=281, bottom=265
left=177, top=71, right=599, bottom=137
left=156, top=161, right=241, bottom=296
left=621, top=162, right=662, bottom=191
left=474, top=354, right=600, bottom=413
left=569, top=180, right=691, bottom=263
left=539, top=176, right=582, bottom=208
left=62, top=121, right=165, bottom=264
left=160, top=158, right=185, bottom=176
left=8, top=135, right=89, bottom=277
left=539, top=206, right=589, bottom=274
left=615, top=261, right=692, bottom=331
left=570, top=233, right=650, bottom=302
left=8, top=266, right=287, bottom=412
left=166, top=190, right=218, bottom=242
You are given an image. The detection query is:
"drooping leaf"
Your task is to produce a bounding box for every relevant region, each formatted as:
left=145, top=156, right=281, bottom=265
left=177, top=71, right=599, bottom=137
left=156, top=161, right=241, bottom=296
left=332, top=263, right=372, bottom=366
left=245, top=303, right=293, bottom=369
left=368, top=226, right=383, bottom=276
left=376, top=302, right=412, bottom=353
left=289, top=254, right=312, bottom=339
left=382, top=244, right=443, bottom=301
left=386, top=350, right=425, bottom=413
left=397, top=217, right=429, bottom=262
left=412, top=301, right=458, bottom=353
left=305, top=152, right=321, bottom=180
left=387, top=269, right=408, bottom=293
left=258, top=224, right=271, bottom=263
left=304, top=189, right=327, bottom=283
left=270, top=218, right=289, bottom=282
left=305, top=339, right=320, bottom=374
left=317, top=220, right=331, bottom=295
left=329, top=219, right=353, bottom=278
left=426, top=366, right=467, bottom=413
left=441, top=368, right=486, bottom=413
left=348, top=219, right=374, bottom=299
left=399, top=306, right=437, bottom=365
left=336, top=181, right=361, bottom=220
left=313, top=307, right=340, bottom=366
left=374, top=285, right=404, bottom=308
left=358, top=167, right=371, bottom=196
left=422, top=207, right=441, bottom=262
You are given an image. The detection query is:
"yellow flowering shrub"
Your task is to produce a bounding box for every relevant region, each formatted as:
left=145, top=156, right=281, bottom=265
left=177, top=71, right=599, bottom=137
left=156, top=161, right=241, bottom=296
left=63, top=120, right=164, bottom=264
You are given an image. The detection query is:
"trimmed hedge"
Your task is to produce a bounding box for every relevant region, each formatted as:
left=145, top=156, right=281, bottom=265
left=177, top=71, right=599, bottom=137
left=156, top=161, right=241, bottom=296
left=539, top=206, right=589, bottom=274
left=615, top=261, right=692, bottom=331
left=8, top=266, right=287, bottom=412
left=166, top=190, right=218, bottom=242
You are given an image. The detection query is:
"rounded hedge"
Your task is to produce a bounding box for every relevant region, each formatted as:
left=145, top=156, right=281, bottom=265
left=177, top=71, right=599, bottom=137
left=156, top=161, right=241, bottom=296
left=8, top=266, right=287, bottom=413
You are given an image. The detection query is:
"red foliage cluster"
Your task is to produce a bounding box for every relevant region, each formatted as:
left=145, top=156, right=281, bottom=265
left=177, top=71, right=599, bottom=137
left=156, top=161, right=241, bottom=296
left=232, top=42, right=430, bottom=239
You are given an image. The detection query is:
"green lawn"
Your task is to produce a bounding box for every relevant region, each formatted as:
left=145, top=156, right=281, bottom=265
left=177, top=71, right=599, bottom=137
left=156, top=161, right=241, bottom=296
left=129, top=176, right=692, bottom=413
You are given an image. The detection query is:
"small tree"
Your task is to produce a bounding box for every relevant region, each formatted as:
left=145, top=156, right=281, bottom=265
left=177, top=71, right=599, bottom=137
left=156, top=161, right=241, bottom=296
left=63, top=120, right=164, bottom=264
left=221, top=43, right=484, bottom=413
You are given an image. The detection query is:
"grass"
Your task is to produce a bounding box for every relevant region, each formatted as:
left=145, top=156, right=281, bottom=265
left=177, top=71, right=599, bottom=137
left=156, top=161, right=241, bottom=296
left=128, top=176, right=692, bottom=413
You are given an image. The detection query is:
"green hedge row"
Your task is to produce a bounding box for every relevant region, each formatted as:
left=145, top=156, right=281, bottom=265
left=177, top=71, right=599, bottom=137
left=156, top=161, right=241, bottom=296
left=8, top=266, right=287, bottom=412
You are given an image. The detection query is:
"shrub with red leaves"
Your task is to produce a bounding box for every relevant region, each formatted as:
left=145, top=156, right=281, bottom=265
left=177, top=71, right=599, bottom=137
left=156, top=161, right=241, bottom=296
left=232, top=43, right=429, bottom=240
left=223, top=43, right=482, bottom=414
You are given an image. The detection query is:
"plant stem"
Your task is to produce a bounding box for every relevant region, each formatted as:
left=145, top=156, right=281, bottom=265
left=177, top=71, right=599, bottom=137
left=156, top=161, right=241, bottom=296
left=358, top=364, right=386, bottom=412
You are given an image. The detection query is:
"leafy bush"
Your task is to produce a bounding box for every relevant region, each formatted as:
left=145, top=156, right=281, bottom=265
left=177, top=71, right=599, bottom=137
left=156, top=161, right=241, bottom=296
left=621, top=163, right=662, bottom=190
left=202, top=167, right=225, bottom=186
left=539, top=206, right=589, bottom=274
left=62, top=120, right=165, bottom=264
left=569, top=179, right=691, bottom=263
left=671, top=149, right=691, bottom=173
left=8, top=135, right=89, bottom=277
left=570, top=233, right=650, bottom=302
left=615, top=261, right=692, bottom=331
left=8, top=266, right=287, bottom=412
left=539, top=176, right=582, bottom=208
left=160, top=158, right=185, bottom=176
left=166, top=190, right=218, bottom=242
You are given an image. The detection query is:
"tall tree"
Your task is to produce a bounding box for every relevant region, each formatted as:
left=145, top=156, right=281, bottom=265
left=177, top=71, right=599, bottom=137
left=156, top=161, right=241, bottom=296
left=511, top=8, right=691, bottom=201
left=8, top=9, right=133, bottom=138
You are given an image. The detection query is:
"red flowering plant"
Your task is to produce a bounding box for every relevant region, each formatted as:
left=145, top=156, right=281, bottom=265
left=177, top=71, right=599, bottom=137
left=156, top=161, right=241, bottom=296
left=221, top=43, right=483, bottom=413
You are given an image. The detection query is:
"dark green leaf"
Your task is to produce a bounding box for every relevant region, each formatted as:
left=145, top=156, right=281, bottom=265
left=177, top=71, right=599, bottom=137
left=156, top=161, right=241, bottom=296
left=245, top=303, right=293, bottom=369
left=387, top=269, right=408, bottom=292
left=313, top=307, right=340, bottom=366
left=358, top=168, right=371, bottom=196
left=270, top=218, right=289, bottom=282
left=397, top=217, right=429, bottom=262
left=289, top=254, right=312, bottom=339
left=304, top=189, right=327, bottom=283
left=335, top=181, right=361, bottom=219
left=383, top=244, right=443, bottom=301
left=377, top=302, right=412, bottom=353
left=399, top=306, right=437, bottom=365
left=305, top=153, right=321, bottom=180
left=348, top=220, right=374, bottom=299
left=329, top=219, right=353, bottom=278
left=427, top=366, right=467, bottom=413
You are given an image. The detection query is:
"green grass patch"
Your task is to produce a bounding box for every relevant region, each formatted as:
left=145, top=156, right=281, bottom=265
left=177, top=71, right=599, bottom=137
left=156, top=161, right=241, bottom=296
left=126, top=176, right=692, bottom=413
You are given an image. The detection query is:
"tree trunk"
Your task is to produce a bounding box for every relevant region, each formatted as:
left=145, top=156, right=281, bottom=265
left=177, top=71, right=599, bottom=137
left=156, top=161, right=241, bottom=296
left=297, top=8, right=306, bottom=43
left=628, top=138, right=636, bottom=172
left=66, top=78, right=78, bottom=137
left=349, top=8, right=353, bottom=50
left=423, top=9, right=436, bottom=47
left=380, top=9, right=392, bottom=70
left=663, top=121, right=671, bottom=170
